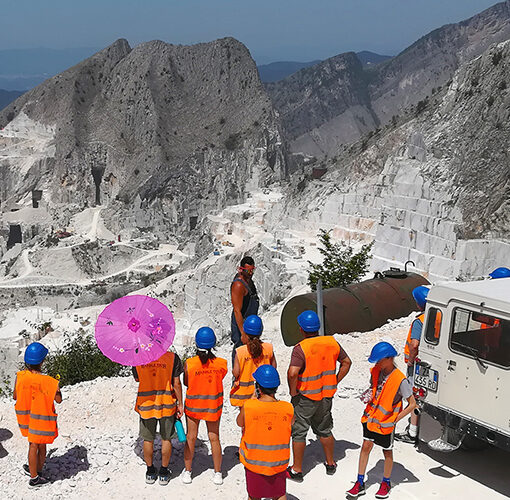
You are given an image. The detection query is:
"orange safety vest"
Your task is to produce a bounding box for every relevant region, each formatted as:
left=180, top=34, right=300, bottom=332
left=15, top=370, right=59, bottom=444
left=184, top=356, right=227, bottom=421
left=481, top=319, right=501, bottom=348
left=296, top=336, right=340, bottom=401
left=404, top=312, right=442, bottom=363
left=230, top=343, right=273, bottom=407
left=361, top=366, right=406, bottom=435
left=239, top=399, right=294, bottom=476
left=135, top=352, right=177, bottom=419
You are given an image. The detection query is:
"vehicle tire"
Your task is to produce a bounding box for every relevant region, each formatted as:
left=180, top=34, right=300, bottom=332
left=460, top=434, right=490, bottom=451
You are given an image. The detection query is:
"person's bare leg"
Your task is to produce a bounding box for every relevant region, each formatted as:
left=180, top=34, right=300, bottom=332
left=290, top=441, right=306, bottom=472
left=28, top=443, right=38, bottom=478
left=357, top=440, right=374, bottom=475
left=161, top=439, right=172, bottom=468
left=184, top=416, right=199, bottom=471
left=37, top=444, right=47, bottom=473
left=382, top=449, right=393, bottom=478
left=319, top=435, right=335, bottom=465
left=143, top=440, right=154, bottom=467
left=206, top=420, right=222, bottom=472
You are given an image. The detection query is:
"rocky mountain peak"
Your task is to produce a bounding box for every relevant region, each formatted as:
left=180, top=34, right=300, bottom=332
left=0, top=37, right=285, bottom=243
left=268, top=0, right=510, bottom=156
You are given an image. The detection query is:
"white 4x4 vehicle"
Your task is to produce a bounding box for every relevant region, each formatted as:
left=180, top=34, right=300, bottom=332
left=415, top=278, right=510, bottom=452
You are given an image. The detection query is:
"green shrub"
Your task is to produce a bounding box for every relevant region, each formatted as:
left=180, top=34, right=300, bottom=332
left=307, top=229, right=374, bottom=291
left=44, top=330, right=129, bottom=386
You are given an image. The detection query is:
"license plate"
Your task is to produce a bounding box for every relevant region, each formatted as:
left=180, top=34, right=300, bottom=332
left=414, top=365, right=438, bottom=392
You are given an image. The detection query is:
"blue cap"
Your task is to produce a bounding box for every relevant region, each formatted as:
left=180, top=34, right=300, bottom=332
left=195, top=327, right=216, bottom=349
left=24, top=342, right=49, bottom=365
left=243, top=315, right=263, bottom=336
left=368, top=342, right=398, bottom=363
left=489, top=267, right=510, bottom=279
left=253, top=364, right=280, bottom=388
left=297, top=310, right=320, bottom=332
left=412, top=285, right=429, bottom=310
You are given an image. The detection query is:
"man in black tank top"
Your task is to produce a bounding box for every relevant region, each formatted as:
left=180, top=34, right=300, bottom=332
left=231, top=256, right=260, bottom=361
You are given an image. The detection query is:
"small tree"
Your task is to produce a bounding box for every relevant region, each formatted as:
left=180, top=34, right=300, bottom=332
left=307, top=229, right=373, bottom=291
left=44, top=330, right=129, bottom=386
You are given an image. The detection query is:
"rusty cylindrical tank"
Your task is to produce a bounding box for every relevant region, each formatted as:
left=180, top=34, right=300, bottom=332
left=280, top=269, right=429, bottom=346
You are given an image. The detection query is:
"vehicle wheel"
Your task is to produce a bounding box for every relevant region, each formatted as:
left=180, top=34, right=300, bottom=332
left=460, top=434, right=490, bottom=451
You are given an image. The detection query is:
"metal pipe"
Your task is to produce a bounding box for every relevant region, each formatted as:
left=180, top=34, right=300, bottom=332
left=317, top=279, right=324, bottom=336
left=280, top=270, right=429, bottom=346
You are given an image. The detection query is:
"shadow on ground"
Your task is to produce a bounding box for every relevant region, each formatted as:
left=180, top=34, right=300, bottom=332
left=301, top=438, right=360, bottom=475
left=419, top=441, right=510, bottom=498
left=45, top=445, right=89, bottom=480
left=365, top=459, right=419, bottom=487
left=0, top=428, right=13, bottom=459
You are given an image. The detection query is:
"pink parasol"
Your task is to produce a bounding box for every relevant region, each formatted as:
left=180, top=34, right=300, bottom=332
left=95, top=295, right=175, bottom=366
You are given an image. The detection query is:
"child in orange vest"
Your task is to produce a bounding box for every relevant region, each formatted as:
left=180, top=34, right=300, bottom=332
left=347, top=342, right=416, bottom=499
left=230, top=315, right=276, bottom=407
left=13, top=342, right=62, bottom=488
left=181, top=327, right=227, bottom=486
left=237, top=364, right=294, bottom=500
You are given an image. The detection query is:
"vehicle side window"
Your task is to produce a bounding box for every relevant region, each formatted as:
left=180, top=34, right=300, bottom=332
left=450, top=307, right=510, bottom=368
left=424, top=307, right=442, bottom=345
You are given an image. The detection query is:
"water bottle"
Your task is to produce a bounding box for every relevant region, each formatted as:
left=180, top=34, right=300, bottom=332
left=175, top=419, right=187, bottom=443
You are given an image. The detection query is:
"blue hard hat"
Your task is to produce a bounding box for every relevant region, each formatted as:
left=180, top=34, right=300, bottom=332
left=195, top=327, right=216, bottom=349
left=243, top=315, right=263, bottom=336
left=24, top=342, right=49, bottom=365
left=297, top=310, right=320, bottom=332
left=253, top=364, right=280, bottom=388
left=489, top=267, right=510, bottom=279
left=412, top=285, right=429, bottom=310
left=368, top=342, right=398, bottom=363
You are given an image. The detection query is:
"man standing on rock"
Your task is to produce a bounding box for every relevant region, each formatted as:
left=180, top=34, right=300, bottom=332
left=287, top=310, right=352, bottom=482
left=132, top=350, right=183, bottom=485
left=230, top=256, right=259, bottom=361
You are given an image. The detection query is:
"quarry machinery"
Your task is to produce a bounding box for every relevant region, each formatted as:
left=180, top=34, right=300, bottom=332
left=280, top=268, right=429, bottom=346
left=413, top=278, right=510, bottom=453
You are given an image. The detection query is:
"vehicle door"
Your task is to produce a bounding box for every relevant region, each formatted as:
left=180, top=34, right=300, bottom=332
left=437, top=304, right=510, bottom=431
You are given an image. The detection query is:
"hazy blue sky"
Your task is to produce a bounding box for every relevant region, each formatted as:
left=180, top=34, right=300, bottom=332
left=0, top=0, right=502, bottom=63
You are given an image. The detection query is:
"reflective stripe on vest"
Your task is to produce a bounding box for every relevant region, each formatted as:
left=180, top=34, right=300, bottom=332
left=14, top=370, right=59, bottom=444
left=239, top=399, right=294, bottom=475
left=184, top=356, right=227, bottom=421
left=135, top=352, right=177, bottom=419
left=297, top=336, right=340, bottom=401
left=361, top=366, right=406, bottom=435
left=230, top=343, right=273, bottom=407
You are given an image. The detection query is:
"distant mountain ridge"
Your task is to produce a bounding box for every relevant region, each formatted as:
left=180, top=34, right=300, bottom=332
left=257, top=51, right=391, bottom=82
left=0, top=47, right=99, bottom=90
left=0, top=90, right=24, bottom=111
left=267, top=0, right=510, bottom=156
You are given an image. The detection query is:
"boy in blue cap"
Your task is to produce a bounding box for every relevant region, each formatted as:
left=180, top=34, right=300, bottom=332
left=347, top=342, right=416, bottom=499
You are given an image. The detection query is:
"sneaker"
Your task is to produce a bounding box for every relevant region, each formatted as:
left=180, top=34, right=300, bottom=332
left=346, top=481, right=366, bottom=498
left=375, top=481, right=391, bottom=499
left=23, top=464, right=42, bottom=476
left=145, top=468, right=158, bottom=485
left=325, top=462, right=337, bottom=475
left=394, top=432, right=417, bottom=444
left=181, top=470, right=192, bottom=484
left=286, top=466, right=304, bottom=483
left=28, top=476, right=50, bottom=488
left=213, top=471, right=223, bottom=485
left=158, top=467, right=171, bottom=486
